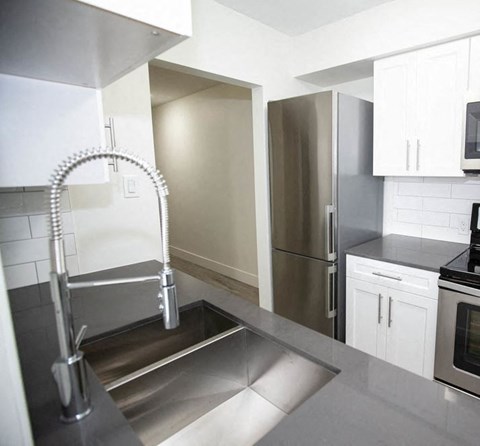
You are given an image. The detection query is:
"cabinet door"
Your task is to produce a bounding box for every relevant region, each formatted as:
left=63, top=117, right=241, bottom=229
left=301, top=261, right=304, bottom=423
left=469, top=36, right=480, bottom=97
left=373, top=52, right=416, bottom=176
left=385, top=289, right=437, bottom=379
left=415, top=40, right=469, bottom=177
left=346, top=278, right=387, bottom=359
left=0, top=74, right=108, bottom=187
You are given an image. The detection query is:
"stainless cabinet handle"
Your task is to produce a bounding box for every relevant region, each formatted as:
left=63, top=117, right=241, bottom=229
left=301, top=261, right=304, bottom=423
left=372, top=271, right=402, bottom=281
left=377, top=294, right=383, bottom=324
left=325, top=265, right=337, bottom=319
left=325, top=205, right=336, bottom=261
left=406, top=140, right=411, bottom=171
left=104, top=117, right=119, bottom=172
left=388, top=297, right=393, bottom=328
left=416, top=139, right=420, bottom=171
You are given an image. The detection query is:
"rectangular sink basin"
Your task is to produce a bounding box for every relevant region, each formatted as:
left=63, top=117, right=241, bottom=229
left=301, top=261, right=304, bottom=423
left=105, top=323, right=338, bottom=445
left=83, top=302, right=238, bottom=386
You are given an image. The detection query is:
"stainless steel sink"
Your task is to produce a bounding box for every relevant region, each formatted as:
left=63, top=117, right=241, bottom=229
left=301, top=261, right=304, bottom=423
left=85, top=303, right=338, bottom=446
left=83, top=302, right=238, bottom=386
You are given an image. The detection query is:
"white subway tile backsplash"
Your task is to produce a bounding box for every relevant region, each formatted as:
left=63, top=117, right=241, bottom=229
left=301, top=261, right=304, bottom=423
left=0, top=237, right=49, bottom=266
left=0, top=217, right=31, bottom=242
left=451, top=184, right=480, bottom=200
left=22, top=191, right=48, bottom=215
left=421, top=225, right=468, bottom=243
left=35, top=255, right=79, bottom=283
left=28, top=214, right=48, bottom=239
left=64, top=234, right=77, bottom=256
left=66, top=255, right=80, bottom=277
left=0, top=189, right=70, bottom=218
left=393, top=177, right=420, bottom=183
left=421, top=182, right=451, bottom=198
left=393, top=195, right=423, bottom=210
left=0, top=188, right=79, bottom=289
left=387, top=221, right=423, bottom=237
left=421, top=211, right=450, bottom=227
left=385, top=176, right=480, bottom=244
left=397, top=209, right=423, bottom=225
left=29, top=212, right=74, bottom=238
left=397, top=182, right=421, bottom=196
left=0, top=192, right=24, bottom=217
left=34, top=259, right=49, bottom=284
left=423, top=197, right=472, bottom=214
left=3, top=263, right=38, bottom=289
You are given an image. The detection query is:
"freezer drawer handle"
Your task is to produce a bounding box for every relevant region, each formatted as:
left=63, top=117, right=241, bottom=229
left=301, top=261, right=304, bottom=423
left=325, top=205, right=336, bottom=261
left=372, top=271, right=402, bottom=281
left=326, top=265, right=337, bottom=319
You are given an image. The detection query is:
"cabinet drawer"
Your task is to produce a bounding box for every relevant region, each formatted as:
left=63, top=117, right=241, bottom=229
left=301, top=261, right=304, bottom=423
left=346, top=255, right=438, bottom=300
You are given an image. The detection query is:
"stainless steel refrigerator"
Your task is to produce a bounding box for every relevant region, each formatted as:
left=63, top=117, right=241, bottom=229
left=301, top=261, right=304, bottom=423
left=268, top=91, right=383, bottom=341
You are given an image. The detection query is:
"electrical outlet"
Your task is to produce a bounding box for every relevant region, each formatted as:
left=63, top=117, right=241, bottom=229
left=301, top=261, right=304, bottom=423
left=457, top=216, right=470, bottom=235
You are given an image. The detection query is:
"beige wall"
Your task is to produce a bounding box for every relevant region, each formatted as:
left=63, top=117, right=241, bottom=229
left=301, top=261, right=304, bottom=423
left=152, top=84, right=258, bottom=286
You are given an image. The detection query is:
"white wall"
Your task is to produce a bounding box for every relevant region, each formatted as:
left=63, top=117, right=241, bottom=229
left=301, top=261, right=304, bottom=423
left=152, top=84, right=258, bottom=286
left=69, top=65, right=163, bottom=273
left=384, top=176, right=480, bottom=243
left=291, top=0, right=480, bottom=77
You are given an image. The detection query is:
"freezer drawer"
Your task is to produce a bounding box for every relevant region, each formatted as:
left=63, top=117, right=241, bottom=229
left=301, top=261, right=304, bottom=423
left=272, top=249, right=336, bottom=337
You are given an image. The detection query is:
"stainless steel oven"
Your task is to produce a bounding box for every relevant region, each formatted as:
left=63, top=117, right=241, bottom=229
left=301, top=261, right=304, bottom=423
left=435, top=278, right=480, bottom=396
left=435, top=203, right=480, bottom=396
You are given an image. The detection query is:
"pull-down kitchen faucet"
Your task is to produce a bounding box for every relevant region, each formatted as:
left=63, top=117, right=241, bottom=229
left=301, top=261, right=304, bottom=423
left=48, top=148, right=179, bottom=422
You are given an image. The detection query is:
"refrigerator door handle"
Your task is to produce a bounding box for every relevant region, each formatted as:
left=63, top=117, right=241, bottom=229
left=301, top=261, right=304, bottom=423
left=326, top=265, right=337, bottom=319
left=325, top=205, right=337, bottom=261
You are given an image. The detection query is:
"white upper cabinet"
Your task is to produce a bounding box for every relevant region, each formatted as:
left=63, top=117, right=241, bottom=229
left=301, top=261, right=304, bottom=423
left=374, top=39, right=469, bottom=177
left=374, top=53, right=416, bottom=176
left=469, top=35, right=480, bottom=98
left=0, top=0, right=191, bottom=88
left=0, top=74, right=108, bottom=187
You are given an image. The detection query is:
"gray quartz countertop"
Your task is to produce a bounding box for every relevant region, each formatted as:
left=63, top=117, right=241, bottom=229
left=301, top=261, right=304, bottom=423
left=345, top=234, right=468, bottom=272
left=9, top=260, right=480, bottom=446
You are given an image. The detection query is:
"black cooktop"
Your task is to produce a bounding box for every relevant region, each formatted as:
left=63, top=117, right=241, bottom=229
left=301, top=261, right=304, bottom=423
left=440, top=246, right=480, bottom=285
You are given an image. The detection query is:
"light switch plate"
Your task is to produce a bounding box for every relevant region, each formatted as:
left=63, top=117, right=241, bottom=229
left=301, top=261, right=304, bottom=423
left=123, top=175, right=139, bottom=198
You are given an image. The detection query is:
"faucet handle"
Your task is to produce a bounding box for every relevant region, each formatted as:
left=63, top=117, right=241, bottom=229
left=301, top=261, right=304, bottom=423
left=75, top=325, right=88, bottom=350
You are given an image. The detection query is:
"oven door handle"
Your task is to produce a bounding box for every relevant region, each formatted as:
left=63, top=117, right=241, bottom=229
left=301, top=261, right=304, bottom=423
left=438, top=279, right=480, bottom=298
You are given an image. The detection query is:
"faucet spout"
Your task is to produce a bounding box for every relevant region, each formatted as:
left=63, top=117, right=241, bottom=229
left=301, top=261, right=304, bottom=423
left=48, top=148, right=179, bottom=422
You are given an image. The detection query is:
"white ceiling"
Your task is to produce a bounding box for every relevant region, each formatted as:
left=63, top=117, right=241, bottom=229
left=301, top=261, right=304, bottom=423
left=215, top=0, right=395, bottom=36
left=148, top=64, right=219, bottom=107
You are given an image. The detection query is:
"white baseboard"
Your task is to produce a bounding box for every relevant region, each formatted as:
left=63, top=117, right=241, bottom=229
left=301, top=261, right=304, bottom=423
left=170, top=246, right=258, bottom=287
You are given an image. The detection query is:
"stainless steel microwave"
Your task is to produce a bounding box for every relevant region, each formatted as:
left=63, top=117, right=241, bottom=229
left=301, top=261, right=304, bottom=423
left=462, top=101, right=480, bottom=173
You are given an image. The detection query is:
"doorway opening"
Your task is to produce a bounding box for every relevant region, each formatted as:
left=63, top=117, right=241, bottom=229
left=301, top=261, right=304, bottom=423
left=148, top=62, right=259, bottom=305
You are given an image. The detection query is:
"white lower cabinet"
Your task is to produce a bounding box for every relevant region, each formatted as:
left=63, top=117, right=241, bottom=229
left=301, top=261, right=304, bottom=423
left=346, top=255, right=438, bottom=379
